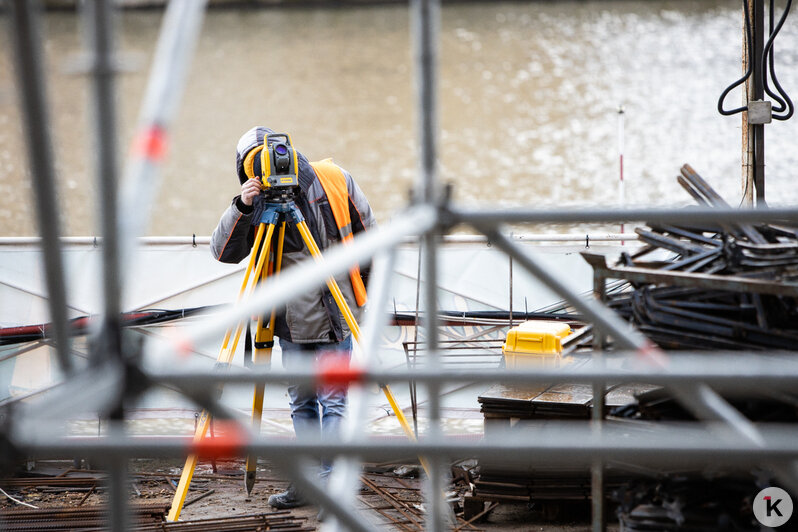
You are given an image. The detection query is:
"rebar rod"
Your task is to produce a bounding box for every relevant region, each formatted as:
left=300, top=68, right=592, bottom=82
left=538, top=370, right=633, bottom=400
left=284, top=459, right=374, bottom=532
left=360, top=475, right=424, bottom=528
left=6, top=0, right=73, bottom=376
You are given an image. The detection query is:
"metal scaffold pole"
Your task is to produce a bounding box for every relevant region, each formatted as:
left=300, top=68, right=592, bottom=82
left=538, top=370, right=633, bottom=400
left=83, top=0, right=123, bottom=353
left=6, top=0, right=74, bottom=377
left=82, top=2, right=128, bottom=528
left=411, top=0, right=450, bottom=528
left=117, top=0, right=207, bottom=297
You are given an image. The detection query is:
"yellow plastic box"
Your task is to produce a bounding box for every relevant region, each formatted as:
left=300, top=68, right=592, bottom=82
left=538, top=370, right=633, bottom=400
left=502, top=320, right=572, bottom=369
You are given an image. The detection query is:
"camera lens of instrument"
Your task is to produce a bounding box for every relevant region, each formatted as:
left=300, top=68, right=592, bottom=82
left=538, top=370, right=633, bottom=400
left=274, top=144, right=288, bottom=156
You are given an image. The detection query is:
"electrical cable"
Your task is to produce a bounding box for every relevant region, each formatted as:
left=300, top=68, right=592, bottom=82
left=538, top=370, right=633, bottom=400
left=718, top=0, right=794, bottom=120
left=0, top=307, right=214, bottom=346
left=718, top=0, right=754, bottom=116
left=0, top=306, right=586, bottom=347
left=762, top=0, right=794, bottom=120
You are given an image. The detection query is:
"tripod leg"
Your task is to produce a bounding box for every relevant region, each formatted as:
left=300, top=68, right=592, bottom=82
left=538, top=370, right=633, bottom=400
left=218, top=222, right=268, bottom=351
left=167, top=222, right=276, bottom=521
left=293, top=220, right=431, bottom=474
left=245, top=223, right=286, bottom=496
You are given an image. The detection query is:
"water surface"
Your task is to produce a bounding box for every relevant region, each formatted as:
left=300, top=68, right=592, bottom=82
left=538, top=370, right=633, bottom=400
left=1, top=0, right=797, bottom=237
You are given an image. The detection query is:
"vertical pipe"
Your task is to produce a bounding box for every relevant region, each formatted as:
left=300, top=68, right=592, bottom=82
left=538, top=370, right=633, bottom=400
left=590, top=455, right=605, bottom=532
left=508, top=251, right=513, bottom=328
left=412, top=0, right=440, bottom=205
left=83, top=0, right=123, bottom=362
left=752, top=0, right=766, bottom=203
left=6, top=0, right=74, bottom=376
left=591, top=271, right=607, bottom=532
left=105, top=448, right=129, bottom=532
left=742, top=0, right=754, bottom=207
left=617, top=106, right=625, bottom=239
left=422, top=234, right=446, bottom=532
left=592, top=270, right=606, bottom=350
left=411, top=0, right=445, bottom=528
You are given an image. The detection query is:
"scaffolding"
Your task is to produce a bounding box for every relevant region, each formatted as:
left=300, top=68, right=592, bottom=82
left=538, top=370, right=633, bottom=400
left=3, top=1, right=798, bottom=531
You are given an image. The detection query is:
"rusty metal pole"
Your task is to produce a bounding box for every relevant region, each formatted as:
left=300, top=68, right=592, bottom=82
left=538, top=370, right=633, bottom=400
left=741, top=0, right=754, bottom=207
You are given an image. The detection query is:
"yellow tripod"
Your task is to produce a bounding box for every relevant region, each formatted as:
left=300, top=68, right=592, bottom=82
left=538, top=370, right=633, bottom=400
left=167, top=198, right=421, bottom=521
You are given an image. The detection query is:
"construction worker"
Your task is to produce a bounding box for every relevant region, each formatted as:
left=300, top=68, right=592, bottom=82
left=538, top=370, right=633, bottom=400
left=210, top=126, right=376, bottom=509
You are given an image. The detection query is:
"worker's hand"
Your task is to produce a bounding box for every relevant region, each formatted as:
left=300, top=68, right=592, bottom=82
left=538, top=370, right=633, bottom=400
left=240, top=178, right=262, bottom=206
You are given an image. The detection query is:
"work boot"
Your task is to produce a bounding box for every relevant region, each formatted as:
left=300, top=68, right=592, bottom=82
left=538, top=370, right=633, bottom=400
left=268, top=485, right=306, bottom=509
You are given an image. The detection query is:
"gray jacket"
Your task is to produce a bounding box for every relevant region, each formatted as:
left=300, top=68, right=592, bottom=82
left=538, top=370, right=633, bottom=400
left=210, top=158, right=376, bottom=344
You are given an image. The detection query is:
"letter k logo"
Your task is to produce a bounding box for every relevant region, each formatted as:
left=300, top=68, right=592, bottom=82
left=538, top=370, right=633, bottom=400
left=766, top=496, right=784, bottom=517
left=755, top=488, right=792, bottom=527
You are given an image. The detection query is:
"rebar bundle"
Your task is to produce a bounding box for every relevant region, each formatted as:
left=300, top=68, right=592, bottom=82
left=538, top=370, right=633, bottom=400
left=0, top=503, right=167, bottom=531
left=0, top=505, right=310, bottom=532
left=603, top=165, right=798, bottom=350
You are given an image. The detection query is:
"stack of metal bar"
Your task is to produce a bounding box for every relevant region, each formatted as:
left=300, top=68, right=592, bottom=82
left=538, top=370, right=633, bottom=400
left=0, top=503, right=167, bottom=531
left=597, top=164, right=798, bottom=350
left=0, top=506, right=311, bottom=532
left=596, top=166, right=798, bottom=530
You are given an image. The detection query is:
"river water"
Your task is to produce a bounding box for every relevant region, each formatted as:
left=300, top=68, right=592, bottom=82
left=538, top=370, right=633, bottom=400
left=1, top=0, right=797, bottom=237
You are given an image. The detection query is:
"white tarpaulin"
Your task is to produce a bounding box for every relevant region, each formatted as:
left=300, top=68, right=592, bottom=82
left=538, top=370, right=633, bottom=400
left=0, top=237, right=629, bottom=432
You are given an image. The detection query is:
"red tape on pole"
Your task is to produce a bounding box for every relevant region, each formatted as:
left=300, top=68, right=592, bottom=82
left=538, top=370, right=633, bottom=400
left=133, top=125, right=167, bottom=161
left=189, top=422, right=248, bottom=459
left=317, top=354, right=364, bottom=386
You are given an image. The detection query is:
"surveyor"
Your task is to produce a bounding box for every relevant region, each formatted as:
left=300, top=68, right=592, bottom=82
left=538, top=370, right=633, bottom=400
left=210, top=126, right=376, bottom=509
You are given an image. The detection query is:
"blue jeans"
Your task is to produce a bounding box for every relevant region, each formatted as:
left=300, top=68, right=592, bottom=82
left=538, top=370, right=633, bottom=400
left=280, top=335, right=352, bottom=478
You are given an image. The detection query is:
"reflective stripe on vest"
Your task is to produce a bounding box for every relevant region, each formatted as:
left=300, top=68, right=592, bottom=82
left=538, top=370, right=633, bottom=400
left=310, top=159, right=368, bottom=307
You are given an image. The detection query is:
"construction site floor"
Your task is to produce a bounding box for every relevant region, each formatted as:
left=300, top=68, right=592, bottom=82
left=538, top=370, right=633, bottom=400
left=0, top=458, right=617, bottom=531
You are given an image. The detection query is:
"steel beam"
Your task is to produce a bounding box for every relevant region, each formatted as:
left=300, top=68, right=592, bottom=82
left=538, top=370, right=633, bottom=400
left=144, top=352, right=798, bottom=392
left=451, top=205, right=798, bottom=225
left=15, top=424, right=798, bottom=466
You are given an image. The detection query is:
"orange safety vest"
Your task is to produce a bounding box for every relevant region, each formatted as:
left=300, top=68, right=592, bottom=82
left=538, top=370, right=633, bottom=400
left=310, top=159, right=368, bottom=307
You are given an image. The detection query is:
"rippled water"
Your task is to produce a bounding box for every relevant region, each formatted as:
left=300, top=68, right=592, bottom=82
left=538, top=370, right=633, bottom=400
left=1, top=0, right=797, bottom=237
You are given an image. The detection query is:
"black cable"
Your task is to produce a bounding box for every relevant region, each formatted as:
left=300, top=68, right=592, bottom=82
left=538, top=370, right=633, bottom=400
left=0, top=306, right=586, bottom=347
left=718, top=0, right=754, bottom=116
left=718, top=0, right=794, bottom=120
left=762, top=0, right=794, bottom=120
